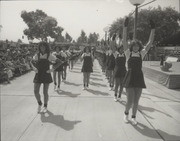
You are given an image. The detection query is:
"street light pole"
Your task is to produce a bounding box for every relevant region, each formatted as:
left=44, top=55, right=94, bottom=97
left=105, top=31, right=107, bottom=43
left=134, top=4, right=138, bottom=40
left=129, top=0, right=145, bottom=40
left=103, top=26, right=109, bottom=46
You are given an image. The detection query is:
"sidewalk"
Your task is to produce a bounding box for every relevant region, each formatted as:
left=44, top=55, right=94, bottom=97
left=1, top=59, right=180, bottom=141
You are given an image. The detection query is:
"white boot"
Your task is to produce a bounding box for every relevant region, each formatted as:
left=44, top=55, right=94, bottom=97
left=123, top=114, right=129, bottom=123
left=37, top=105, right=42, bottom=113
left=42, top=107, right=47, bottom=113
left=131, top=118, right=138, bottom=125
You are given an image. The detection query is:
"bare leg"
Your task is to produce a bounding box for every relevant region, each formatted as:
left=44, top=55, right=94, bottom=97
left=83, top=72, right=87, bottom=87
left=34, top=83, right=42, bottom=105
left=43, top=83, right=49, bottom=107
left=125, top=88, right=135, bottom=115
left=109, top=70, right=114, bottom=87
left=118, top=77, right=124, bottom=98
left=57, top=71, right=62, bottom=88
left=114, top=78, right=120, bottom=97
left=63, top=65, right=67, bottom=80
left=87, top=72, right=90, bottom=87
left=132, top=88, right=142, bottom=117
left=53, top=71, right=57, bottom=85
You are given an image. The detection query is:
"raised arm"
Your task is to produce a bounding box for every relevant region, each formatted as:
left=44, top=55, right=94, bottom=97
left=144, top=20, right=155, bottom=52
left=123, top=17, right=129, bottom=51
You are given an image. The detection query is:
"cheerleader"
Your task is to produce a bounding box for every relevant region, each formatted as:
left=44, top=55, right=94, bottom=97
left=61, top=46, right=70, bottom=81
left=106, top=34, right=116, bottom=90
left=105, top=47, right=110, bottom=79
left=68, top=48, right=74, bottom=70
left=102, top=48, right=106, bottom=73
left=52, top=46, right=64, bottom=91
left=81, top=46, right=93, bottom=90
left=123, top=18, right=155, bottom=125
left=113, top=46, right=126, bottom=102
left=31, top=42, right=57, bottom=113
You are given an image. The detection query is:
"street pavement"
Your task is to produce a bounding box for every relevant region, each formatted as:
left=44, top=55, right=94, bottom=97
left=1, top=59, right=180, bottom=141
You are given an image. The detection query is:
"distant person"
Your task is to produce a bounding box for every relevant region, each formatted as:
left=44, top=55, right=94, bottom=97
left=106, top=34, right=116, bottom=90
left=113, top=45, right=126, bottom=102
left=105, top=47, right=110, bottom=80
left=81, top=46, right=93, bottom=90
left=122, top=17, right=155, bottom=125
left=61, top=46, right=69, bottom=81
left=31, top=42, right=57, bottom=113
left=106, top=48, right=115, bottom=90
left=102, top=48, right=107, bottom=73
left=52, top=46, right=64, bottom=91
left=160, top=54, right=165, bottom=66
left=68, top=48, right=74, bottom=70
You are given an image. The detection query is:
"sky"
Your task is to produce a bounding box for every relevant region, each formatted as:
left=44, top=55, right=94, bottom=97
left=0, top=0, right=179, bottom=43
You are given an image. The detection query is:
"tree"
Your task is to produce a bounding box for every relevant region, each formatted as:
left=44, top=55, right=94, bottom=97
left=87, top=32, right=99, bottom=45
left=65, top=32, right=72, bottom=42
left=108, top=6, right=180, bottom=45
left=54, top=26, right=64, bottom=42
left=17, top=39, right=22, bottom=43
left=109, top=17, right=123, bottom=39
left=77, top=30, right=87, bottom=44
left=21, top=9, right=64, bottom=42
left=137, top=6, right=180, bottom=44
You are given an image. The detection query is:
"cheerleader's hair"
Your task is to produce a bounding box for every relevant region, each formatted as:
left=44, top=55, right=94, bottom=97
left=38, top=42, right=50, bottom=56
left=129, top=40, right=144, bottom=52
left=117, top=45, right=124, bottom=52
left=55, top=45, right=62, bottom=52
left=83, top=46, right=91, bottom=53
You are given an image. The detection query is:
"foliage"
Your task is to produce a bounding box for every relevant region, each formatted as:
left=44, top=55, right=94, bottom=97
left=54, top=26, right=64, bottom=42
left=21, top=9, right=64, bottom=42
left=17, top=39, right=22, bottom=43
left=65, top=32, right=72, bottom=42
left=77, top=30, right=87, bottom=43
left=88, top=32, right=99, bottom=45
left=109, top=6, right=180, bottom=45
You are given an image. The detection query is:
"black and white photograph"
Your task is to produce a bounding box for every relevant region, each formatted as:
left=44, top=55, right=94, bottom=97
left=1, top=0, right=180, bottom=141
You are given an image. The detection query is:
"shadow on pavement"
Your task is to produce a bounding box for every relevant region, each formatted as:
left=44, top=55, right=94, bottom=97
left=41, top=110, right=81, bottom=131
left=174, top=89, right=180, bottom=92
left=86, top=89, right=109, bottom=96
left=70, top=70, right=81, bottom=74
left=118, top=100, right=172, bottom=119
left=142, top=92, right=180, bottom=102
left=90, top=77, right=103, bottom=81
left=91, top=73, right=102, bottom=77
left=133, top=122, right=180, bottom=140
left=139, top=105, right=172, bottom=118
left=90, top=81, right=107, bottom=87
left=92, top=70, right=101, bottom=74
left=64, top=81, right=81, bottom=86
left=71, top=67, right=81, bottom=71
left=57, top=90, right=81, bottom=97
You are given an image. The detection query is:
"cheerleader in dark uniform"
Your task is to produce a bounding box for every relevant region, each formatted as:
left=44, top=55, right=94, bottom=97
left=106, top=48, right=115, bottom=90
left=68, top=48, right=74, bottom=70
left=102, top=49, right=107, bottom=73
left=123, top=18, right=155, bottom=125
left=81, top=46, right=93, bottom=90
left=52, top=46, right=64, bottom=91
left=105, top=48, right=110, bottom=79
left=31, top=42, right=57, bottom=113
left=105, top=38, right=110, bottom=79
left=61, top=46, right=69, bottom=81
left=113, top=46, right=126, bottom=102
left=106, top=34, right=116, bottom=90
